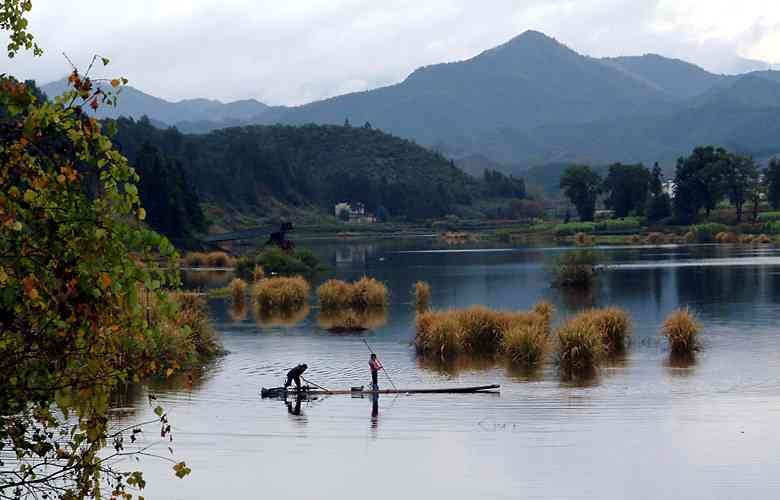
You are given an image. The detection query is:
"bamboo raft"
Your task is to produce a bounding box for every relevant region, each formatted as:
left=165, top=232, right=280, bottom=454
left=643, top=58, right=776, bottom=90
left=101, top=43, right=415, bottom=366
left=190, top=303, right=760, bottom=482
left=261, top=384, right=500, bottom=398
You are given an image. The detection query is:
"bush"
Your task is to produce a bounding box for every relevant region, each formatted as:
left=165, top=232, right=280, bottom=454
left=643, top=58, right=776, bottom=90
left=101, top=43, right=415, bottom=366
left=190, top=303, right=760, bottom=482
left=757, top=211, right=780, bottom=223
left=715, top=231, right=738, bottom=243
left=555, top=313, right=604, bottom=379
left=414, top=281, right=431, bottom=312
left=683, top=231, right=696, bottom=243
left=756, top=234, right=771, bottom=244
left=762, top=221, right=780, bottom=235
left=690, top=223, right=730, bottom=242
left=235, top=247, right=320, bottom=277
left=553, top=222, right=596, bottom=237
left=415, top=311, right=463, bottom=358
left=317, top=277, right=388, bottom=311
left=252, top=276, right=310, bottom=312
left=661, top=308, right=701, bottom=357
left=147, top=292, right=223, bottom=365
left=551, top=250, right=602, bottom=288
left=645, top=232, right=664, bottom=245
left=594, top=217, right=641, bottom=232
left=574, top=232, right=593, bottom=246
left=739, top=234, right=755, bottom=244
left=182, top=252, right=208, bottom=268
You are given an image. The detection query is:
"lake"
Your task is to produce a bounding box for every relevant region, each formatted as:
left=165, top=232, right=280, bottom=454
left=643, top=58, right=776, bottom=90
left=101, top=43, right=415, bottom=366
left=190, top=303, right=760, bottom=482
left=127, top=239, right=780, bottom=499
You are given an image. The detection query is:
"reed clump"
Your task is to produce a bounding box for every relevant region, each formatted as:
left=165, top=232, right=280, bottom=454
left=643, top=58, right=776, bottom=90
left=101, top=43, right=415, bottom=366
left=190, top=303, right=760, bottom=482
left=414, top=281, right=431, bottom=312
left=739, top=234, right=755, bottom=244
left=317, top=277, right=388, bottom=311
left=551, top=250, right=602, bottom=288
left=683, top=231, right=696, bottom=243
left=555, top=313, right=604, bottom=379
left=252, top=276, right=310, bottom=312
left=502, top=321, right=549, bottom=366
left=251, top=265, right=265, bottom=282
left=587, top=306, right=631, bottom=354
left=229, top=278, right=248, bottom=306
left=645, top=232, right=664, bottom=245
left=629, top=234, right=642, bottom=244
left=756, top=234, right=771, bottom=244
left=206, top=251, right=234, bottom=268
left=661, top=308, right=701, bottom=356
left=415, top=302, right=554, bottom=365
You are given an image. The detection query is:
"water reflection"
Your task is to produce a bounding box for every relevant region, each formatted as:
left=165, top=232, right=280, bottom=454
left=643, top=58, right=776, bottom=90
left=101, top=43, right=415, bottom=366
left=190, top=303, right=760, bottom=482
left=254, top=305, right=311, bottom=327
left=317, top=308, right=388, bottom=332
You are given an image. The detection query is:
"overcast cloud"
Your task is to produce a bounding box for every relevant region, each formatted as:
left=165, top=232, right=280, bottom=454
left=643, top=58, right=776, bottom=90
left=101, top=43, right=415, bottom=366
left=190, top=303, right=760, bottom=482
left=2, top=0, right=779, bottom=105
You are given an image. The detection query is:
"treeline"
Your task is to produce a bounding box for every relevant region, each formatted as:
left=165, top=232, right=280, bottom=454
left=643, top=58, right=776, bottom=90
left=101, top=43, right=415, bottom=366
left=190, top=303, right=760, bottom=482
left=112, top=117, right=526, bottom=222
left=559, top=146, right=780, bottom=224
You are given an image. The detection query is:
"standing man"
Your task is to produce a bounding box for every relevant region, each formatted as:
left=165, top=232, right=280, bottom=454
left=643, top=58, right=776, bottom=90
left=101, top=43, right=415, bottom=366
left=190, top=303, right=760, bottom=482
left=284, top=363, right=308, bottom=391
left=368, top=354, right=382, bottom=391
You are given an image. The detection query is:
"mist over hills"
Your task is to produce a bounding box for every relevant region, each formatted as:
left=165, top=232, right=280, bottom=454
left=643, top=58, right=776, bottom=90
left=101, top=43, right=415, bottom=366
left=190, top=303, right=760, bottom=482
left=42, top=30, right=780, bottom=174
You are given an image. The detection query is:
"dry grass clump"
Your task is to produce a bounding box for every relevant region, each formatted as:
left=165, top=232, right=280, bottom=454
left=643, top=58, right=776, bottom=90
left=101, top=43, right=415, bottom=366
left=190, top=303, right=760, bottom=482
left=715, top=231, right=738, bottom=243
left=756, top=234, right=771, bottom=244
left=182, top=252, right=208, bottom=268
left=574, top=232, right=594, bottom=246
left=317, top=277, right=388, bottom=311
left=645, top=232, right=664, bottom=245
left=683, top=231, right=696, bottom=243
left=415, top=302, right=554, bottom=365
left=148, top=292, right=222, bottom=364
left=661, top=308, right=701, bottom=356
left=532, top=301, right=555, bottom=333
left=629, top=234, right=642, bottom=244
left=251, top=265, right=265, bottom=282
left=318, top=308, right=387, bottom=333
left=252, top=276, right=310, bottom=312
left=229, top=278, right=247, bottom=306
left=206, top=251, right=234, bottom=268
left=502, top=321, right=549, bottom=366
left=555, top=313, right=605, bottom=379
left=588, top=307, right=631, bottom=354
left=414, top=281, right=431, bottom=312
left=739, top=234, right=755, bottom=244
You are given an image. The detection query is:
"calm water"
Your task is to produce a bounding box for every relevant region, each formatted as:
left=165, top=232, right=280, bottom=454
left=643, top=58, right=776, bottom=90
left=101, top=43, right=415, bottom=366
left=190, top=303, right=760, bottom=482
left=127, top=240, right=780, bottom=499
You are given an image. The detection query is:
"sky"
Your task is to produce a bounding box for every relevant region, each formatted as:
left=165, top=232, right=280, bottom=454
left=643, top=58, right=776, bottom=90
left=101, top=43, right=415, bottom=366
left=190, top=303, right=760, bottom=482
left=2, top=0, right=780, bottom=105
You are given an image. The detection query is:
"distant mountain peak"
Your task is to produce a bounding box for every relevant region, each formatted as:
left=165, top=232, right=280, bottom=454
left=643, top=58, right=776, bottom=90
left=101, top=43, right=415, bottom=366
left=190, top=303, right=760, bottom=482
left=482, top=30, right=571, bottom=57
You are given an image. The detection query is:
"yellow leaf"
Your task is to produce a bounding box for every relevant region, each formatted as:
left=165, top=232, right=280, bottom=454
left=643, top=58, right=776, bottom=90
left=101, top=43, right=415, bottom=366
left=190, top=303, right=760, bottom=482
left=57, top=174, right=66, bottom=184
left=111, top=79, right=120, bottom=88
left=101, top=273, right=112, bottom=289
left=165, top=368, right=174, bottom=377
left=138, top=208, right=146, bottom=221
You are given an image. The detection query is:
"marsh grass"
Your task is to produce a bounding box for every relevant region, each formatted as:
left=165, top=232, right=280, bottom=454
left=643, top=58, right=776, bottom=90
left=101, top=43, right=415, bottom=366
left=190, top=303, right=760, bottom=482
left=683, top=231, right=696, bottom=243
left=555, top=313, right=604, bottom=379
left=588, top=307, right=631, bottom=354
left=645, top=232, right=664, bottom=245
left=415, top=303, right=554, bottom=364
left=206, top=251, right=234, bottom=268
left=414, top=281, right=431, bottom=312
left=182, top=252, right=208, bottom=268
left=757, top=234, right=771, bottom=244
left=317, top=277, right=389, bottom=311
left=662, top=308, right=701, bottom=356
left=739, top=234, right=755, bottom=244
left=252, top=276, right=310, bottom=312
left=229, top=302, right=248, bottom=322
left=229, top=278, right=247, bottom=306
left=251, top=265, right=265, bottom=282
left=715, top=231, right=738, bottom=244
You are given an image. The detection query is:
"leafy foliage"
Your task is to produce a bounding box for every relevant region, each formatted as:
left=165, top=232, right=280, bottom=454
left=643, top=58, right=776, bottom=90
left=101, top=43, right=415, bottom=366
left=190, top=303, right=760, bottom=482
left=1, top=37, right=200, bottom=500
left=603, top=163, right=651, bottom=217
left=560, top=165, right=602, bottom=222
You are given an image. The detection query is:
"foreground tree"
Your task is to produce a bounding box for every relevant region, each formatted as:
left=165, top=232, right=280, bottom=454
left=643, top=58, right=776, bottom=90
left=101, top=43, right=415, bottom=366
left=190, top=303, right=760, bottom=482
left=560, top=165, right=601, bottom=222
left=2, top=2, right=195, bottom=498
left=603, top=163, right=651, bottom=218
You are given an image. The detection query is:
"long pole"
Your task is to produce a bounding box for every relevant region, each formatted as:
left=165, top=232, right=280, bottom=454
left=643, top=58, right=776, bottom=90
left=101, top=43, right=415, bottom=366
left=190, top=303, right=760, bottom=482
left=362, top=338, right=398, bottom=391
left=301, top=376, right=331, bottom=394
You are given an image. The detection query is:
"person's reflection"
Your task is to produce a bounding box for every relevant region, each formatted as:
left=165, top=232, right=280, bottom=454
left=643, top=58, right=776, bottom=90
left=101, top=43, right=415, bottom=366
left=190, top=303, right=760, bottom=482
left=286, top=394, right=303, bottom=416
left=370, top=393, right=379, bottom=430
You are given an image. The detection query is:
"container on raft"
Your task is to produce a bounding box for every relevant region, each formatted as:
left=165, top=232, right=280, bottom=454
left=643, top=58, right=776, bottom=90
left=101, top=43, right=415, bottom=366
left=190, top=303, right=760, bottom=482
left=260, top=384, right=500, bottom=398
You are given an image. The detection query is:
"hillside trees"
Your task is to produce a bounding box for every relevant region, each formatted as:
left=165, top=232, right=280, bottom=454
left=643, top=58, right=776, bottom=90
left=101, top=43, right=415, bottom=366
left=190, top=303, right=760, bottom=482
left=673, top=146, right=730, bottom=223
left=560, top=165, right=602, bottom=222
left=766, top=159, right=780, bottom=210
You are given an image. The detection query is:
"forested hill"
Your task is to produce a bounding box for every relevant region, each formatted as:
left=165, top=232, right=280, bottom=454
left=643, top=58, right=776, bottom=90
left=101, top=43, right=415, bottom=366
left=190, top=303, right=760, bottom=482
left=113, top=118, right=522, bottom=223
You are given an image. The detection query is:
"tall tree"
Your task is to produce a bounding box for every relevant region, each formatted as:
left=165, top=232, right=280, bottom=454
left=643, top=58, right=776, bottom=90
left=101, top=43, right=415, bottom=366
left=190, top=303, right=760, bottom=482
left=766, top=159, right=780, bottom=210
left=560, top=165, right=602, bottom=222
left=603, top=163, right=651, bottom=217
left=673, top=146, right=730, bottom=223
left=646, top=162, right=671, bottom=222
left=725, top=154, right=759, bottom=223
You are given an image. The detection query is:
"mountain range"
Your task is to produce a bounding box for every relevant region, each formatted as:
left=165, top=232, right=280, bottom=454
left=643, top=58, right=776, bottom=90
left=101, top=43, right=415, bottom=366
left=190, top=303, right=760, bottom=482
left=42, top=30, right=780, bottom=174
